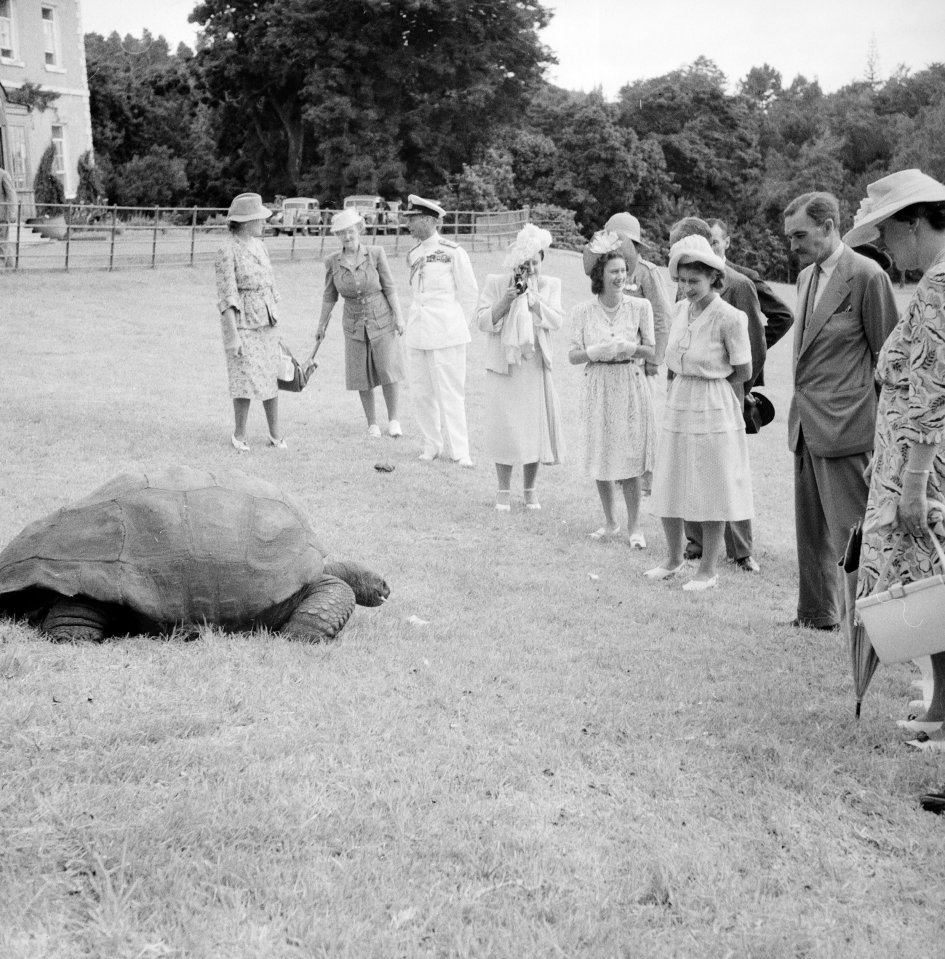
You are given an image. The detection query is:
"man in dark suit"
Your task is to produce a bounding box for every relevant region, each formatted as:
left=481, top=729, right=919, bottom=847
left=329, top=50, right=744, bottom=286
left=783, top=192, right=898, bottom=630
left=669, top=217, right=766, bottom=572
left=707, top=218, right=794, bottom=387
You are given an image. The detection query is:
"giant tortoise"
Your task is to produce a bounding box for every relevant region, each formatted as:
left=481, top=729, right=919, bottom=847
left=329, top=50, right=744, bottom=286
left=0, top=466, right=389, bottom=642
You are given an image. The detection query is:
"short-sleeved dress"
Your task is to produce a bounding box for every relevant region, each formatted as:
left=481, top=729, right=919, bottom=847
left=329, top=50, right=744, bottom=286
left=215, top=234, right=280, bottom=401
left=857, top=255, right=945, bottom=597
left=322, top=245, right=405, bottom=391
left=569, top=296, right=656, bottom=480
left=651, top=297, right=753, bottom=521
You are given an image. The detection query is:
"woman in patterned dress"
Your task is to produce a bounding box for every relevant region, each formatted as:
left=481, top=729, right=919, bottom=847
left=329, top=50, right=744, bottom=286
left=214, top=192, right=285, bottom=451
left=569, top=248, right=656, bottom=546
left=311, top=208, right=405, bottom=438
left=477, top=224, right=565, bottom=511
left=645, top=236, right=753, bottom=591
left=844, top=170, right=945, bottom=738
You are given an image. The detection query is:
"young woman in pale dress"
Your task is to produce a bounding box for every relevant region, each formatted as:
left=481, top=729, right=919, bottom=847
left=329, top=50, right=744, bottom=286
left=569, top=249, right=656, bottom=546
left=646, top=236, right=753, bottom=591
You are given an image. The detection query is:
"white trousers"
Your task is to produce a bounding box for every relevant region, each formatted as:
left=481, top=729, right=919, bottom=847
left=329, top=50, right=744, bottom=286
left=408, top=345, right=470, bottom=460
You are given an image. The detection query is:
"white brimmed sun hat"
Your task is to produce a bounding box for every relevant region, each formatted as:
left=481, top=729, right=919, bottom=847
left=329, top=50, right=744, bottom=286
left=226, top=192, right=273, bottom=222
left=330, top=208, right=364, bottom=233
left=843, top=169, right=945, bottom=247
left=668, top=235, right=726, bottom=280
left=603, top=211, right=652, bottom=248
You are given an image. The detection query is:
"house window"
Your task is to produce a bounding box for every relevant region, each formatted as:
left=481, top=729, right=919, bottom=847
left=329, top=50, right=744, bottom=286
left=41, top=6, right=61, bottom=67
left=9, top=126, right=28, bottom=189
left=0, top=0, right=17, bottom=60
left=51, top=125, right=65, bottom=178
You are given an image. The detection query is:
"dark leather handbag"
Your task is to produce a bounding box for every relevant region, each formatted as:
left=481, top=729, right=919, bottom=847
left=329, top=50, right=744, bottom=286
left=278, top=341, right=316, bottom=392
left=743, top=390, right=775, bottom=434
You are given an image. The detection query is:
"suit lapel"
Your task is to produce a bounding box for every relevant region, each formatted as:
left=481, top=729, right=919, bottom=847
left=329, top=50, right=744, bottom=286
left=797, top=249, right=851, bottom=359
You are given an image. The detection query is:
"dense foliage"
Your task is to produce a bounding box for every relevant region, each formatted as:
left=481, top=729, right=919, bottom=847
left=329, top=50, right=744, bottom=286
left=82, top=2, right=945, bottom=277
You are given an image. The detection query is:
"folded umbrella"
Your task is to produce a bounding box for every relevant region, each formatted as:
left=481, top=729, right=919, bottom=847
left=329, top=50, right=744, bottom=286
left=842, top=521, right=879, bottom=718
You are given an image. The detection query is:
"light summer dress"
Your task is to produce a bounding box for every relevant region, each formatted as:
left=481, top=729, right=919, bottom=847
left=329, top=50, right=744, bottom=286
left=651, top=297, right=753, bottom=520
left=569, top=296, right=656, bottom=480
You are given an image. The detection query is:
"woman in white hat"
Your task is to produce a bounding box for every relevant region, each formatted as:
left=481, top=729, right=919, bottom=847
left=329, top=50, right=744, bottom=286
left=569, top=244, right=657, bottom=544
left=214, top=192, right=285, bottom=450
left=645, top=235, right=754, bottom=591
left=475, top=223, right=565, bottom=510
left=843, top=169, right=945, bottom=743
left=311, top=208, right=405, bottom=437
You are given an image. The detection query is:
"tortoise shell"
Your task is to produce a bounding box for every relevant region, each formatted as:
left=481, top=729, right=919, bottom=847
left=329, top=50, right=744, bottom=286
left=0, top=466, right=329, bottom=631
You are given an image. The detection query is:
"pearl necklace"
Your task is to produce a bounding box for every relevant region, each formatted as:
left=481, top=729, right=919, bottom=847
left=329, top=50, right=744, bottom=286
left=598, top=297, right=622, bottom=315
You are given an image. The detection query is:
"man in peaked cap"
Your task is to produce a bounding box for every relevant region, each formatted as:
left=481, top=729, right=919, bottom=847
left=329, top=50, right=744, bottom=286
left=403, top=194, right=479, bottom=467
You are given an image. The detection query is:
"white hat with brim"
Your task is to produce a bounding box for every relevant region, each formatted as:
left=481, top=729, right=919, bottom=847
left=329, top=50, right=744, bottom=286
left=330, top=208, right=364, bottom=233
left=603, top=212, right=652, bottom=249
left=843, top=169, right=945, bottom=247
left=226, top=192, right=273, bottom=222
left=402, top=194, right=446, bottom=218
left=668, top=235, right=727, bottom=280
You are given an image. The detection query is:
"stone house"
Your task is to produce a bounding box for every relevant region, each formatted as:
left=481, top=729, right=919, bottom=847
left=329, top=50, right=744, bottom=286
left=0, top=0, right=93, bottom=206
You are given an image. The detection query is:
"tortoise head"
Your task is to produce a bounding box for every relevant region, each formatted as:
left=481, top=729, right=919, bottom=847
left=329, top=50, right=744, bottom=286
left=323, top=560, right=390, bottom=607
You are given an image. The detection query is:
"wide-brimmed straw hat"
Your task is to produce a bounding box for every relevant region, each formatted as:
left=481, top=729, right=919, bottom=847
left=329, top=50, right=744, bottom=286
left=226, top=192, right=272, bottom=222
left=402, top=194, right=446, bottom=218
left=330, top=208, right=364, bottom=233
left=503, top=223, right=553, bottom=269
left=603, top=211, right=652, bottom=249
left=843, top=169, right=945, bottom=247
left=668, top=235, right=726, bottom=280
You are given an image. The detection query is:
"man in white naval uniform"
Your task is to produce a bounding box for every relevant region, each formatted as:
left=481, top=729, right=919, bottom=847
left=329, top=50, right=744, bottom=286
left=403, top=195, right=479, bottom=467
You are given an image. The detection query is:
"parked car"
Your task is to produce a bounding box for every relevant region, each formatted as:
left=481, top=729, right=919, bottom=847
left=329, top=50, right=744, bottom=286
left=268, top=197, right=322, bottom=235
left=343, top=195, right=390, bottom=228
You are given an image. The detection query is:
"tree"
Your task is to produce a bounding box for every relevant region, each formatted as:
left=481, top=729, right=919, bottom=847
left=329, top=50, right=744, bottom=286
left=74, top=151, right=104, bottom=205
left=189, top=0, right=555, bottom=198
left=33, top=144, right=65, bottom=213
left=112, top=146, right=189, bottom=207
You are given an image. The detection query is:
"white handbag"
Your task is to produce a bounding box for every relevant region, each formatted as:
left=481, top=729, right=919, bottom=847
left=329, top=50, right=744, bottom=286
left=855, top=511, right=945, bottom=664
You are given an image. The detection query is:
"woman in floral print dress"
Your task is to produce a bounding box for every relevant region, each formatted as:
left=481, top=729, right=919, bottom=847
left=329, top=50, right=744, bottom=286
left=215, top=192, right=285, bottom=451
left=844, top=170, right=945, bottom=738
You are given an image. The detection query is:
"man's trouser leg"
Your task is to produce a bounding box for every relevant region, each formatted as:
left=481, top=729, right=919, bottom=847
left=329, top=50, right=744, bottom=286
left=431, top=344, right=469, bottom=461
left=795, top=439, right=869, bottom=627
left=409, top=347, right=443, bottom=456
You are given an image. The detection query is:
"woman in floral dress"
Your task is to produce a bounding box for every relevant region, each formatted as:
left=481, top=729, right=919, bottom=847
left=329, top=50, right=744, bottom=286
left=569, top=247, right=656, bottom=546
left=844, top=169, right=945, bottom=741
left=214, top=192, right=285, bottom=450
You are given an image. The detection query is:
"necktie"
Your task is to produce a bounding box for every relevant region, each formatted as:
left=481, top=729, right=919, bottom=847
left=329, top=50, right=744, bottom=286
left=806, top=266, right=821, bottom=320
left=802, top=266, right=820, bottom=346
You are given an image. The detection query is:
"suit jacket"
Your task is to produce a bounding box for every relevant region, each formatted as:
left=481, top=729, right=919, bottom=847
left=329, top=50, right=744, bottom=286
left=727, top=261, right=794, bottom=388
left=476, top=273, right=563, bottom=374
left=788, top=244, right=899, bottom=457
left=720, top=266, right=766, bottom=390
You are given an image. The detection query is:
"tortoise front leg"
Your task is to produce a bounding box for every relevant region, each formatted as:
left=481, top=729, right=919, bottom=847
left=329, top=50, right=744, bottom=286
left=280, top=576, right=356, bottom=642
left=42, top=599, right=109, bottom=642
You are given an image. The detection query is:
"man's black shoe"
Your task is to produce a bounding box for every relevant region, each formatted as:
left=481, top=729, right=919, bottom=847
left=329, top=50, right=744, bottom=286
left=787, top=618, right=839, bottom=632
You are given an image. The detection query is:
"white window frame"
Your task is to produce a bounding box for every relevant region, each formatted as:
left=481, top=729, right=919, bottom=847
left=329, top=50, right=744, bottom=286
left=0, top=0, right=18, bottom=62
left=8, top=125, right=28, bottom=190
left=51, top=124, right=66, bottom=181
left=41, top=5, right=62, bottom=70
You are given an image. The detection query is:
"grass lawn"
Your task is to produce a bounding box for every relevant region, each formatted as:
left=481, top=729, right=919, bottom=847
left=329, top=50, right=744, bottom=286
left=0, top=251, right=940, bottom=958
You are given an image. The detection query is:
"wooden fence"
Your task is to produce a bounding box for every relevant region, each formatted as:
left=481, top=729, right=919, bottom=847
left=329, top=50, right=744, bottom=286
left=0, top=203, right=566, bottom=272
